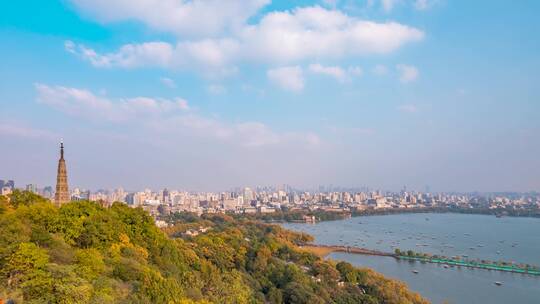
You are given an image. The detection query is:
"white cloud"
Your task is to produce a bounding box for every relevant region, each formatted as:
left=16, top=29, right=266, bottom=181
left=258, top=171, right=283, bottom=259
left=414, top=0, right=429, bottom=10
left=66, top=6, right=424, bottom=71
left=348, top=66, right=363, bottom=77
left=159, top=115, right=321, bottom=148
left=65, top=39, right=239, bottom=72
left=397, top=104, right=418, bottom=113
left=308, top=63, right=363, bottom=82
left=35, top=84, right=318, bottom=148
left=381, top=0, right=399, bottom=12
left=235, top=122, right=280, bottom=147
left=308, top=63, right=347, bottom=82
left=267, top=66, right=305, bottom=92
left=175, top=99, right=190, bottom=110
left=64, top=40, right=76, bottom=53
left=372, top=64, right=388, bottom=76
left=0, top=123, right=58, bottom=140
left=396, top=64, right=419, bottom=83
left=69, top=0, right=270, bottom=37
left=160, top=77, right=176, bottom=88
left=241, top=84, right=266, bottom=97
left=368, top=0, right=433, bottom=13
left=207, top=84, right=227, bottom=95
left=35, top=83, right=189, bottom=122
left=238, top=6, right=423, bottom=62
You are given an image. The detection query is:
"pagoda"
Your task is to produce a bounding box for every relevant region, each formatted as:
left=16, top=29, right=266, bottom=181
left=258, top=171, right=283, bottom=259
left=54, top=141, right=69, bottom=205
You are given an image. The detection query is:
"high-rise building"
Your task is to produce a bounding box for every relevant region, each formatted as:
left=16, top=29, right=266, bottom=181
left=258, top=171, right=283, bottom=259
left=54, top=141, right=70, bottom=205
left=0, top=180, right=14, bottom=190
left=42, top=186, right=53, bottom=198
left=26, top=184, right=38, bottom=193
left=1, top=187, right=12, bottom=196
left=243, top=187, right=254, bottom=204
left=162, top=188, right=170, bottom=203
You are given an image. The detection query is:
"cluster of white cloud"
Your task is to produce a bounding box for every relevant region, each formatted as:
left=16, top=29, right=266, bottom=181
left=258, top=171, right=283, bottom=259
left=372, top=64, right=389, bottom=76
left=416, top=0, right=434, bottom=11
left=309, top=64, right=350, bottom=83
left=70, top=0, right=270, bottom=37
left=267, top=63, right=361, bottom=91
left=0, top=122, right=59, bottom=140
left=35, top=84, right=319, bottom=148
left=396, top=104, right=418, bottom=113
left=66, top=4, right=423, bottom=73
left=266, top=62, right=417, bottom=91
left=396, top=64, right=419, bottom=83
left=35, top=83, right=188, bottom=122
left=378, top=0, right=434, bottom=12
left=55, top=0, right=425, bottom=154
left=206, top=84, right=227, bottom=95
left=381, top=0, right=399, bottom=12
left=160, top=77, right=177, bottom=88
left=238, top=7, right=424, bottom=62
left=267, top=66, right=305, bottom=92
left=65, top=39, right=239, bottom=73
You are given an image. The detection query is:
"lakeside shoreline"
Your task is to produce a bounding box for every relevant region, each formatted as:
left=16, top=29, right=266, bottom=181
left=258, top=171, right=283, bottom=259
left=252, top=207, right=540, bottom=224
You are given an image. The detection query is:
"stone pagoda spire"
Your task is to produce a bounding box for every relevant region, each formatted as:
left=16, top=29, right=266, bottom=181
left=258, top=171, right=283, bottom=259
left=54, top=140, right=69, bottom=205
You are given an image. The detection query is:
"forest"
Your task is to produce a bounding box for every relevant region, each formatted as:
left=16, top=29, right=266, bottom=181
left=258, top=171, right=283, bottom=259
left=0, top=190, right=428, bottom=304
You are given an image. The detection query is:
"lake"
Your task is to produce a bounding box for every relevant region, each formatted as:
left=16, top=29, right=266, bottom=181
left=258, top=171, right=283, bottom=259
left=283, top=213, right=540, bottom=304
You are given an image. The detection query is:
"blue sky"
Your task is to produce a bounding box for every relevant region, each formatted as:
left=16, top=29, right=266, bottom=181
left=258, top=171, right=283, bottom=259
left=1, top=0, right=539, bottom=192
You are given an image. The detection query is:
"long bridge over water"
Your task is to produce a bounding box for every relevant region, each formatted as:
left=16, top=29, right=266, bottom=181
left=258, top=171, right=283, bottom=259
left=301, top=244, right=540, bottom=276
left=397, top=255, right=540, bottom=275
left=302, top=244, right=394, bottom=257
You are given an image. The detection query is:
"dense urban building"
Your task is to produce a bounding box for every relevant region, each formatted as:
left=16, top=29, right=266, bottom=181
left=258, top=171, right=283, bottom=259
left=42, top=186, right=540, bottom=222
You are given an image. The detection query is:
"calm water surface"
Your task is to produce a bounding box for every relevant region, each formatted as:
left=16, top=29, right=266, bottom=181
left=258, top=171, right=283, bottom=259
left=283, top=213, right=540, bottom=304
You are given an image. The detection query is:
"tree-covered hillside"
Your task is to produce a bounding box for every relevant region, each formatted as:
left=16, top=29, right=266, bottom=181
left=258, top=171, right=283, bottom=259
left=0, top=191, right=428, bottom=304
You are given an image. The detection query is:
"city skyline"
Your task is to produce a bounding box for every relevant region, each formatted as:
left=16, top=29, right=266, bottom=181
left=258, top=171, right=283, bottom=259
left=3, top=174, right=539, bottom=196
left=1, top=1, right=539, bottom=192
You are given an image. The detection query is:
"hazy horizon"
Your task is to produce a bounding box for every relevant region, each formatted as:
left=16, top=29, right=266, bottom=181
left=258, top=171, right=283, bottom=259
left=1, top=0, right=539, bottom=192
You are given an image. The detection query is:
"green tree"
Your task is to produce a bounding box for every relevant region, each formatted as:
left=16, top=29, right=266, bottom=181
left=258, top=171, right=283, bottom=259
left=283, top=282, right=323, bottom=304
left=336, top=261, right=358, bottom=284
left=8, top=190, right=49, bottom=208
left=3, top=242, right=49, bottom=287
left=74, top=248, right=105, bottom=280
left=312, top=261, right=340, bottom=284
left=0, top=194, right=13, bottom=214
left=267, top=287, right=283, bottom=304
left=0, top=193, right=430, bottom=304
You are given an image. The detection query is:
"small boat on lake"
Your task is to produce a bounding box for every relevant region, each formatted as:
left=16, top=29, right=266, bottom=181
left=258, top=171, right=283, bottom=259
left=412, top=270, right=419, bottom=274
left=495, top=281, right=503, bottom=286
